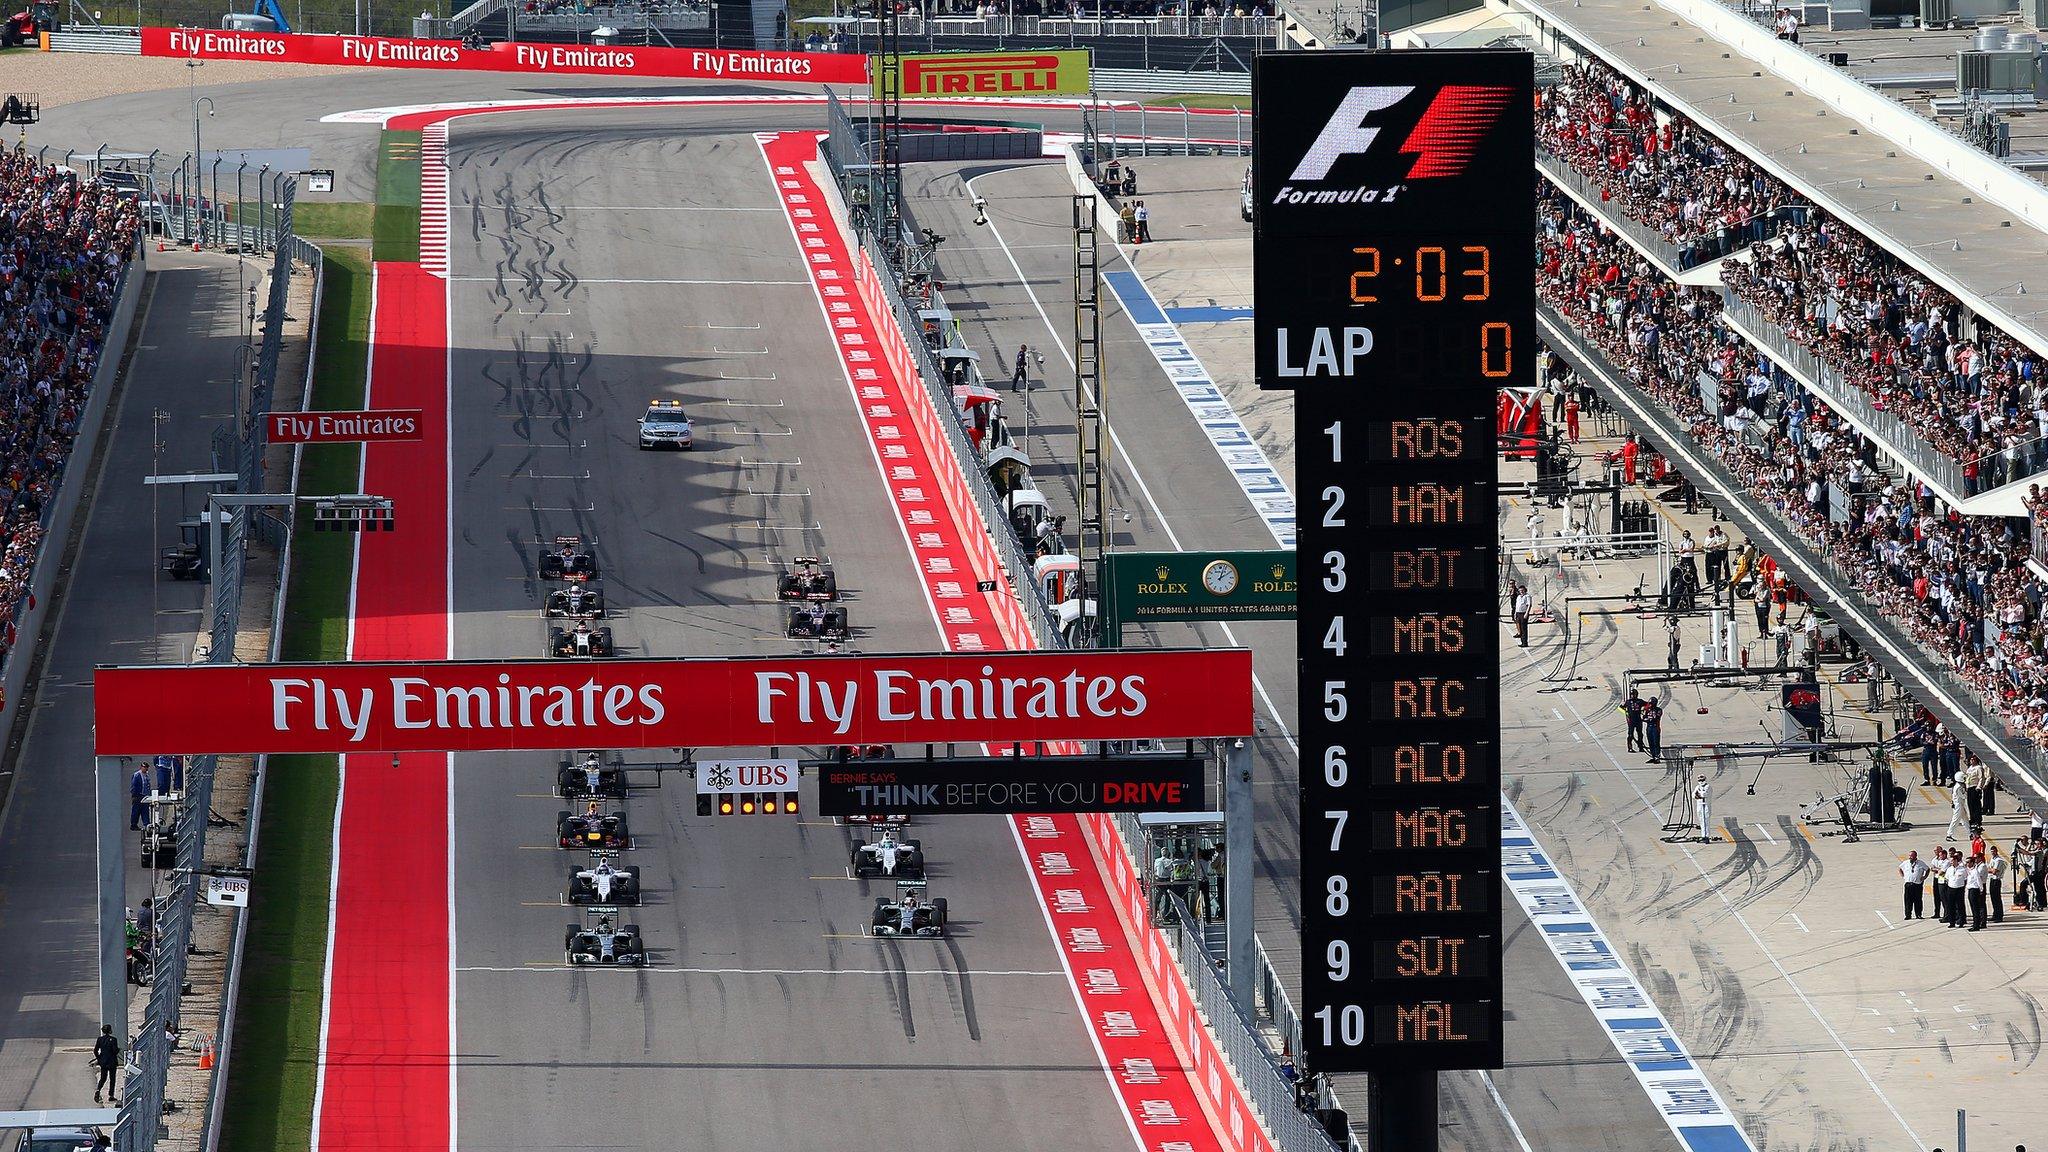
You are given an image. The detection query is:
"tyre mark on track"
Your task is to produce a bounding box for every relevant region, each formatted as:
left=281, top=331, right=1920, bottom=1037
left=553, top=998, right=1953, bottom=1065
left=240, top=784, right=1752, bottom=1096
left=941, top=937, right=982, bottom=1043
left=880, top=938, right=915, bottom=1039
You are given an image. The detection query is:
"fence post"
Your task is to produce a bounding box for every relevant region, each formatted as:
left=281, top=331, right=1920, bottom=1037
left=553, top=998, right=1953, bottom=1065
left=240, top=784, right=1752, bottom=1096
left=1225, top=738, right=1254, bottom=1006
left=95, top=755, right=127, bottom=1066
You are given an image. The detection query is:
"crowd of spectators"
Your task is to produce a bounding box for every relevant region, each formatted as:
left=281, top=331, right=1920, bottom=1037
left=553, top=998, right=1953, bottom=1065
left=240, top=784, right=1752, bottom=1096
left=1724, top=221, right=2048, bottom=494
left=1538, top=57, right=2048, bottom=500
left=0, top=152, right=138, bottom=669
left=1536, top=189, right=2048, bottom=752
left=1536, top=61, right=1792, bottom=265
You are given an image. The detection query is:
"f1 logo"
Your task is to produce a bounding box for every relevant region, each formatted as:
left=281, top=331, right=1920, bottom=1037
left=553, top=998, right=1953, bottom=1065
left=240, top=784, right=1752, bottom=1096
left=1289, top=84, right=1516, bottom=182
left=1289, top=86, right=1412, bottom=181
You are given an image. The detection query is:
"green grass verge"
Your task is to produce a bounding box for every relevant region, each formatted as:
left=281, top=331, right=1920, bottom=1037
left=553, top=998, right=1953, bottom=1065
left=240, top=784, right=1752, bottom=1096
left=218, top=244, right=371, bottom=1152
left=288, top=202, right=375, bottom=240
left=218, top=202, right=373, bottom=240
left=372, top=131, right=421, bottom=264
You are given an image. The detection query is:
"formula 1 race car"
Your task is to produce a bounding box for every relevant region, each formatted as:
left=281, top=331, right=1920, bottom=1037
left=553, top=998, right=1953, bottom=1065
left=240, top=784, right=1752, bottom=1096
left=544, top=584, right=607, bottom=619
left=870, top=882, right=947, bottom=938
left=558, top=752, right=628, bottom=799
left=565, top=914, right=646, bottom=966
left=566, top=855, right=642, bottom=906
left=850, top=826, right=925, bottom=880
left=557, top=805, right=630, bottom=850
left=549, top=622, right=615, bottom=658
left=776, top=557, right=839, bottom=602
left=539, top=535, right=598, bottom=582
left=786, top=603, right=850, bottom=641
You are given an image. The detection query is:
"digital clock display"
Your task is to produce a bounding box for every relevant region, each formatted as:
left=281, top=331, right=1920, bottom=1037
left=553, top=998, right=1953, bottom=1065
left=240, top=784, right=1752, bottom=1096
left=1261, top=48, right=1527, bottom=1075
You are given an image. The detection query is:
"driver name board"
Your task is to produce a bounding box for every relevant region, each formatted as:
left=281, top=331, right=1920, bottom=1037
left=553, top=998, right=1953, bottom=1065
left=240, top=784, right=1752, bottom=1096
left=1257, top=49, right=1525, bottom=1075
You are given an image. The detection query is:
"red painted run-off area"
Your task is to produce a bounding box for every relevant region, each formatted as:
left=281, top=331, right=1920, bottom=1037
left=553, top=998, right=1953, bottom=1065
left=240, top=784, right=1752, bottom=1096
left=766, top=130, right=1271, bottom=1152
left=316, top=261, right=451, bottom=1152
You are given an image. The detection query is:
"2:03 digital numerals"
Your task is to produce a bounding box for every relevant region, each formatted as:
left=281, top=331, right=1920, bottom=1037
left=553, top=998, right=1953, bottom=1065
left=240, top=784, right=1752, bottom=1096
left=1347, top=245, right=1514, bottom=379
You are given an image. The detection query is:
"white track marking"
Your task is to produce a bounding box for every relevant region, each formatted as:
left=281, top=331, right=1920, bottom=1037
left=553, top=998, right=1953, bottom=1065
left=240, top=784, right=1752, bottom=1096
left=1561, top=693, right=1930, bottom=1152
left=1479, top=1072, right=1539, bottom=1152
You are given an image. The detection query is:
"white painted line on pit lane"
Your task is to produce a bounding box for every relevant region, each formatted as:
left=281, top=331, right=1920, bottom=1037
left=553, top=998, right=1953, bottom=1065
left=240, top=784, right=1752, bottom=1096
left=739, top=457, right=802, bottom=467
left=746, top=523, right=823, bottom=532
left=1559, top=692, right=1931, bottom=1152
left=1751, top=822, right=1778, bottom=844
left=726, top=399, right=785, bottom=408
left=723, top=372, right=780, bottom=381
left=1478, top=1072, right=1538, bottom=1152
left=1789, top=912, right=1811, bottom=933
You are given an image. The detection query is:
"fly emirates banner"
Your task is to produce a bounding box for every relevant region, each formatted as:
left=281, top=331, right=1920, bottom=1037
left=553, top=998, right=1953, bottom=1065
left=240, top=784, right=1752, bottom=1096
left=93, top=649, right=1252, bottom=755
left=138, top=28, right=870, bottom=85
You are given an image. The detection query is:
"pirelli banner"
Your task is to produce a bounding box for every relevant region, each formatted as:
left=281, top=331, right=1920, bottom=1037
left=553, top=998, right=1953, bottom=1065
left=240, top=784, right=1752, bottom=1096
left=91, top=649, right=1250, bottom=755
left=873, top=50, right=1092, bottom=99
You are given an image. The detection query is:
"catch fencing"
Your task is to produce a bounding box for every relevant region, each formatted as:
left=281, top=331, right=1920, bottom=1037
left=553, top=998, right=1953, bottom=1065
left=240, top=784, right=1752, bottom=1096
left=820, top=91, right=1061, bottom=651
left=1105, top=809, right=1343, bottom=1152
left=116, top=177, right=312, bottom=1152
left=1720, top=295, right=2048, bottom=501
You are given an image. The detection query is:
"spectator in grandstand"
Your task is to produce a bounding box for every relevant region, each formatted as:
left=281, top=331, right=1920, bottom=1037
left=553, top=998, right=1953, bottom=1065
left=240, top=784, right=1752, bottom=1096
left=0, top=153, right=140, bottom=691
left=1536, top=60, right=1794, bottom=266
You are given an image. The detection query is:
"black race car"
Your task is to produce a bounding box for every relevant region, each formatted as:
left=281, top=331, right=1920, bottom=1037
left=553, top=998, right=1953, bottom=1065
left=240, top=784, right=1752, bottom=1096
left=566, top=856, right=642, bottom=906
left=558, top=753, right=628, bottom=799
left=786, top=603, right=849, bottom=641
left=549, top=623, right=615, bottom=658
left=545, top=584, right=607, bottom=619
left=871, top=887, right=948, bottom=938
left=565, top=914, right=646, bottom=966
left=539, top=535, right=597, bottom=582
left=851, top=828, right=925, bottom=880
left=777, top=557, right=839, bottom=602
left=557, top=807, right=630, bottom=850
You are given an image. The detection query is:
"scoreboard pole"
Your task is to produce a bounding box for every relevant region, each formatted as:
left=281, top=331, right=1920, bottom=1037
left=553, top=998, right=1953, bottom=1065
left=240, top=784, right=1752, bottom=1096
left=1253, top=50, right=1532, bottom=1145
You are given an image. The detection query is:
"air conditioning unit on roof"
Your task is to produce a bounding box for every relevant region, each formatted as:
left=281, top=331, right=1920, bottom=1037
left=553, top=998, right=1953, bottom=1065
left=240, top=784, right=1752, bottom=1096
left=1957, top=46, right=2040, bottom=95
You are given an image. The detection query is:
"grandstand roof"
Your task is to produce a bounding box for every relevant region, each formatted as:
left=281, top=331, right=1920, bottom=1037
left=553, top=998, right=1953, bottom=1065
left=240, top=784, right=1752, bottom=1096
left=1510, top=0, right=2048, bottom=363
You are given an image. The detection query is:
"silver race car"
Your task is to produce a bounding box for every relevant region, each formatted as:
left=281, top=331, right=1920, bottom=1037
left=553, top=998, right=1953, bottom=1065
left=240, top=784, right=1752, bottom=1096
left=870, top=881, right=948, bottom=937
left=565, top=913, right=646, bottom=966
left=566, top=854, right=642, bottom=906
left=850, top=825, right=925, bottom=880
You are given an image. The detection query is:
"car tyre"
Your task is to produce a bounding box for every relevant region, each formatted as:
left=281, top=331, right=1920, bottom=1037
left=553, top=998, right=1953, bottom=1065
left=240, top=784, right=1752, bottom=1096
left=932, top=898, right=948, bottom=928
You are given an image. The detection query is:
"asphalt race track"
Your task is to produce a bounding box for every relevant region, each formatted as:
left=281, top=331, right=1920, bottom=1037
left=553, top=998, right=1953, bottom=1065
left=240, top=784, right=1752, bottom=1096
left=441, top=110, right=1128, bottom=1150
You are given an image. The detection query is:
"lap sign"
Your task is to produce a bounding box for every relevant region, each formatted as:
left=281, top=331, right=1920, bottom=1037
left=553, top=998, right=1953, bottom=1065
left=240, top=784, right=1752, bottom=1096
left=1273, top=326, right=1374, bottom=378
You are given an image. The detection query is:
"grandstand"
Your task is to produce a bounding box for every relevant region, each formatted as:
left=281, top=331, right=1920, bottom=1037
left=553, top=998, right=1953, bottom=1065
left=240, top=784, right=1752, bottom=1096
left=0, top=153, right=139, bottom=684
left=1508, top=0, right=2048, bottom=792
